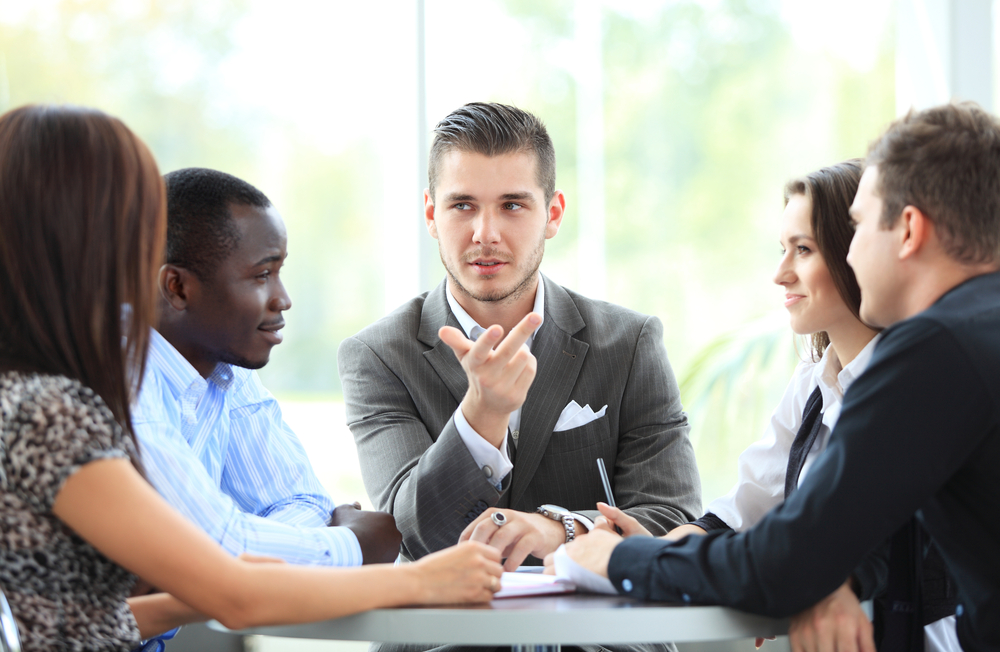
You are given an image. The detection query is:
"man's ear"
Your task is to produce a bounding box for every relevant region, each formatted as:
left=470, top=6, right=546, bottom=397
left=545, top=190, right=566, bottom=239
left=158, top=264, right=197, bottom=312
left=424, top=188, right=438, bottom=239
left=898, top=205, right=932, bottom=261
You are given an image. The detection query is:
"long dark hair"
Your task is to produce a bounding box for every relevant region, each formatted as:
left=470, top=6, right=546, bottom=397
left=783, top=159, right=864, bottom=361
left=0, top=105, right=166, bottom=448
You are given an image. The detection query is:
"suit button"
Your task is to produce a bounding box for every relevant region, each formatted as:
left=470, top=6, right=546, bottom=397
left=476, top=500, right=489, bottom=510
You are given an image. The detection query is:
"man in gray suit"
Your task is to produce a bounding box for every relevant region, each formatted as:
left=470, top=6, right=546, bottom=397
left=339, top=102, right=701, bottom=573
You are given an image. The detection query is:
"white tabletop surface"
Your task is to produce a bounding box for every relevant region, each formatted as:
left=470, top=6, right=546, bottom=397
left=209, top=594, right=788, bottom=645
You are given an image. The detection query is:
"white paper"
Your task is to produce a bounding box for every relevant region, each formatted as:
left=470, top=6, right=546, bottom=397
left=551, top=544, right=617, bottom=595
left=553, top=400, right=608, bottom=432
left=493, top=571, right=576, bottom=599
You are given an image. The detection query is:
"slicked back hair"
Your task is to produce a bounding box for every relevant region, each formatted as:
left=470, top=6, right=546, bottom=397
left=784, top=159, right=865, bottom=361
left=0, top=105, right=166, bottom=456
left=428, top=102, right=556, bottom=203
left=868, top=102, right=1000, bottom=265
left=163, top=167, right=271, bottom=280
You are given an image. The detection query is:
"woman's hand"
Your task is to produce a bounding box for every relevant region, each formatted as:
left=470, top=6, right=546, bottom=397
left=408, top=541, right=504, bottom=604
left=593, top=502, right=652, bottom=537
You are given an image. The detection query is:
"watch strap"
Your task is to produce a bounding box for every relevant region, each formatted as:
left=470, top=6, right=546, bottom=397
left=537, top=505, right=593, bottom=543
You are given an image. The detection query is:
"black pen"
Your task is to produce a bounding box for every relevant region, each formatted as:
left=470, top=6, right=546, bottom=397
left=596, top=458, right=623, bottom=534
left=596, top=458, right=615, bottom=507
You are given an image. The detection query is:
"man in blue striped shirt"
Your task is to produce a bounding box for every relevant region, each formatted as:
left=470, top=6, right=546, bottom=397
left=132, top=167, right=400, bottom=571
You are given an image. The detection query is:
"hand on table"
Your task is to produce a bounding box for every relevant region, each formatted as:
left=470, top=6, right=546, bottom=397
left=439, top=312, right=541, bottom=448
left=330, top=502, right=402, bottom=564
left=459, top=507, right=569, bottom=571
left=409, top=541, right=504, bottom=604
left=593, top=502, right=653, bottom=537
left=788, top=580, right=874, bottom=652
left=545, top=528, right=623, bottom=579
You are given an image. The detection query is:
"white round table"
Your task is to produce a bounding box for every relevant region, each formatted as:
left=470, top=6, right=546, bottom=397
left=210, top=593, right=788, bottom=651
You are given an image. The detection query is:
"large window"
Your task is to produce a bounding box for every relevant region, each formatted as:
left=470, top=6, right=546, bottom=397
left=1, top=0, right=900, bottom=505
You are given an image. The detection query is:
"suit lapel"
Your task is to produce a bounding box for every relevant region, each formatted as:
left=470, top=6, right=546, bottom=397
left=418, top=276, right=590, bottom=508
left=509, top=277, right=588, bottom=507
left=419, top=281, right=468, bottom=405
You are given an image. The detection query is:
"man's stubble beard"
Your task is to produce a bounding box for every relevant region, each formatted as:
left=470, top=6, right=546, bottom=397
left=442, top=233, right=546, bottom=306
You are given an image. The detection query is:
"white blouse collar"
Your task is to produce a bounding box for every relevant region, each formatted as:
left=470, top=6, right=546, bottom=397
left=816, top=334, right=882, bottom=408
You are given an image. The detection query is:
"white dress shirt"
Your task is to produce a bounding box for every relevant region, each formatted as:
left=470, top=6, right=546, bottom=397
left=446, top=277, right=545, bottom=487
left=707, top=336, right=880, bottom=532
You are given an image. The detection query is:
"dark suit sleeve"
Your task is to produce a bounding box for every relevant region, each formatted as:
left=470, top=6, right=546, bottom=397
left=338, top=336, right=504, bottom=560
left=592, top=316, right=701, bottom=534
left=852, top=542, right=889, bottom=601
left=608, top=320, right=992, bottom=616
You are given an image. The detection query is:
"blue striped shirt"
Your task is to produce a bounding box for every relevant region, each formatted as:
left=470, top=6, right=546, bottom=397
left=132, top=329, right=362, bottom=566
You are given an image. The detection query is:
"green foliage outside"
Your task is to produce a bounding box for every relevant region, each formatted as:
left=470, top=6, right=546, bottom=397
left=1, top=0, right=895, bottom=501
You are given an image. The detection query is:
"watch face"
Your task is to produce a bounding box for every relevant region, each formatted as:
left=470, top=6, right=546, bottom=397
left=539, top=504, right=570, bottom=519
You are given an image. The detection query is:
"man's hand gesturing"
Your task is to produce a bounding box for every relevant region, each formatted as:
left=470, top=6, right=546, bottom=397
left=439, top=312, right=541, bottom=448
left=329, top=502, right=402, bottom=564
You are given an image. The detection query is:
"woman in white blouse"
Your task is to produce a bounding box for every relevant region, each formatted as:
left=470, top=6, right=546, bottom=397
left=599, top=160, right=958, bottom=652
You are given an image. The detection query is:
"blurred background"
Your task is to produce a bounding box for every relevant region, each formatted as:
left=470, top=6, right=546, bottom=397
left=1, top=0, right=995, bottom=649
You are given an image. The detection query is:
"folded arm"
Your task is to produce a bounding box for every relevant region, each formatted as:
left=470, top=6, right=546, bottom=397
left=134, top=411, right=362, bottom=566
left=218, top=374, right=336, bottom=527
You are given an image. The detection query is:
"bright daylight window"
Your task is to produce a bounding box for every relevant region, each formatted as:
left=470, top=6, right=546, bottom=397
left=0, top=0, right=911, bottom=519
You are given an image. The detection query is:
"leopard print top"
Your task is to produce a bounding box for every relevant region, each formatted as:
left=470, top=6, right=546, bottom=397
left=0, top=370, right=141, bottom=651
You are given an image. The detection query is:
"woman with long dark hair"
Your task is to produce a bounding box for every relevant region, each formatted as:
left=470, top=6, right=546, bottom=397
left=0, top=104, right=502, bottom=651
left=597, top=160, right=959, bottom=652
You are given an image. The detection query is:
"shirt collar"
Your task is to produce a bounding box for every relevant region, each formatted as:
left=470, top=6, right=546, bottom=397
left=148, top=329, right=236, bottom=401
left=445, top=274, right=545, bottom=344
left=207, top=363, right=236, bottom=391
left=838, top=333, right=881, bottom=391
left=816, top=334, right=882, bottom=406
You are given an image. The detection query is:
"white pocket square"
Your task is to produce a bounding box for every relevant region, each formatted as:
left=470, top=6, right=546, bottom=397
left=553, top=400, right=608, bottom=432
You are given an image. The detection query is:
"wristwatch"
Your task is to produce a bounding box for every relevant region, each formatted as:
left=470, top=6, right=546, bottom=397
left=536, top=504, right=595, bottom=543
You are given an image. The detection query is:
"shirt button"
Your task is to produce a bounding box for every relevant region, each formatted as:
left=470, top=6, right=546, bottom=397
left=622, top=579, right=633, bottom=592
left=512, top=430, right=519, bottom=441
left=483, top=466, right=494, bottom=479
left=682, top=593, right=691, bottom=603
left=956, top=604, right=964, bottom=616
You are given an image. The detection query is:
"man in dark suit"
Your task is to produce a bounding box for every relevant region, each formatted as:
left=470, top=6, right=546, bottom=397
left=561, top=102, right=1000, bottom=652
left=338, top=103, right=701, bottom=579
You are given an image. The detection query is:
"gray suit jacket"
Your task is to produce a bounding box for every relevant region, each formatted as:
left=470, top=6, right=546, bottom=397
left=339, top=275, right=701, bottom=561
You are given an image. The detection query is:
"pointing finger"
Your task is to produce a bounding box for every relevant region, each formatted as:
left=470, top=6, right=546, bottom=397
left=465, top=325, right=504, bottom=366
left=493, top=312, right=541, bottom=361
